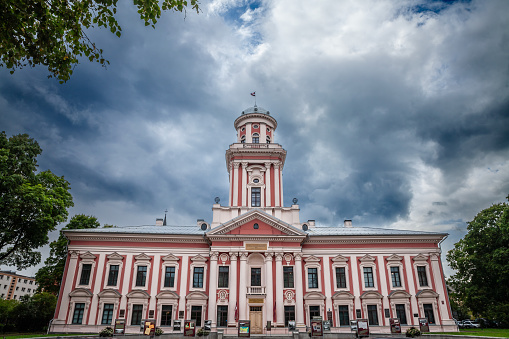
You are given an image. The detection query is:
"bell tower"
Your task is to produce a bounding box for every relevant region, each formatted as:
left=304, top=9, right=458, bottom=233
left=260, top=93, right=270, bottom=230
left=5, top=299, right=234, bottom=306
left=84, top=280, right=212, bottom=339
left=211, top=105, right=300, bottom=228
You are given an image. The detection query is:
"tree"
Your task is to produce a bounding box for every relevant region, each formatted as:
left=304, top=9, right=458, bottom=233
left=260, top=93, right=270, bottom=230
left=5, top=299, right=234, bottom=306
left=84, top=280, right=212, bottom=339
left=447, top=195, right=509, bottom=324
left=36, top=214, right=100, bottom=294
left=1, top=0, right=199, bottom=83
left=11, top=292, right=56, bottom=332
left=0, top=132, right=74, bottom=269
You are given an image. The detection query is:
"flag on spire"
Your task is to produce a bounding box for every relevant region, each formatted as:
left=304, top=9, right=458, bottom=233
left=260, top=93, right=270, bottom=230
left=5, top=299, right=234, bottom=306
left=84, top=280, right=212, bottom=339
left=250, top=92, right=256, bottom=96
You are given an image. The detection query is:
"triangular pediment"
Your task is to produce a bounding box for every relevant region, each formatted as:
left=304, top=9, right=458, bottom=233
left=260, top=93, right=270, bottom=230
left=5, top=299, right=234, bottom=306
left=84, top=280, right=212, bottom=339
left=386, top=254, right=403, bottom=262
left=332, top=255, right=349, bottom=263
left=304, top=255, right=321, bottom=263
left=413, top=253, right=429, bottom=262
left=206, top=209, right=307, bottom=237
left=359, top=254, right=376, bottom=263
left=80, top=251, right=97, bottom=260
left=107, top=252, right=124, bottom=261
left=191, top=254, right=207, bottom=263
left=162, top=254, right=180, bottom=262
left=134, top=253, right=152, bottom=261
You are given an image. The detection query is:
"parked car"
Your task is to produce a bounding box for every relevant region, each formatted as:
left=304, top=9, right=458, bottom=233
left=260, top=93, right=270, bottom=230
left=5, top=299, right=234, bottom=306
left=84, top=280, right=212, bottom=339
left=462, top=320, right=481, bottom=328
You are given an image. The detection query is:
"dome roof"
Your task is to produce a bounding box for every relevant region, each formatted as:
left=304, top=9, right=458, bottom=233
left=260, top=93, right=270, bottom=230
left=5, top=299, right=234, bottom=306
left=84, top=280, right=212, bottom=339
left=241, top=105, right=270, bottom=115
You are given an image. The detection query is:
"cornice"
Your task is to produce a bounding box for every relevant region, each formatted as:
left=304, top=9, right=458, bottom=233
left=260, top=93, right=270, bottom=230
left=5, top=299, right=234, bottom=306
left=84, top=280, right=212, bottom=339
left=303, top=237, right=442, bottom=245
left=66, top=234, right=208, bottom=243
left=208, top=235, right=306, bottom=242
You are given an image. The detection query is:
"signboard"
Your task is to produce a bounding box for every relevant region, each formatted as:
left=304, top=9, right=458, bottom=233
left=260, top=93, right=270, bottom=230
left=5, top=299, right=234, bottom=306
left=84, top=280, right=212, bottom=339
left=356, top=319, right=369, bottom=337
left=419, top=318, right=429, bottom=332
left=245, top=244, right=268, bottom=251
left=173, top=320, right=181, bottom=332
left=184, top=320, right=196, bottom=337
left=327, top=311, right=333, bottom=322
left=248, top=299, right=264, bottom=304
left=390, top=318, right=401, bottom=334
left=143, top=320, right=155, bottom=336
left=238, top=320, right=251, bottom=337
left=323, top=320, right=331, bottom=331
left=140, top=319, right=155, bottom=333
left=310, top=320, right=323, bottom=337
left=288, top=321, right=296, bottom=331
left=267, top=321, right=271, bottom=331
left=114, top=319, right=125, bottom=335
left=204, top=320, right=212, bottom=331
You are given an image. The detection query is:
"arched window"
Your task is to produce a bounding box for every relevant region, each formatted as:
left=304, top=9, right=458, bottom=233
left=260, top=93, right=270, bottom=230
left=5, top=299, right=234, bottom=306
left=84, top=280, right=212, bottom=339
left=252, top=133, right=259, bottom=144
left=241, top=136, right=246, bottom=144
left=266, top=136, right=271, bottom=144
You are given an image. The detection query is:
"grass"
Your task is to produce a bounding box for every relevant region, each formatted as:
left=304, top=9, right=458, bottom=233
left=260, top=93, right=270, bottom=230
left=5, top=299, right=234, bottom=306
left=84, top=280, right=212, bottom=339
left=2, top=334, right=95, bottom=339
left=435, top=328, right=509, bottom=337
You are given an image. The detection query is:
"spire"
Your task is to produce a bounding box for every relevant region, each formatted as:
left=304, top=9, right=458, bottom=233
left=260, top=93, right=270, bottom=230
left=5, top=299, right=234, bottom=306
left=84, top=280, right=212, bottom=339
left=163, top=209, right=167, bottom=226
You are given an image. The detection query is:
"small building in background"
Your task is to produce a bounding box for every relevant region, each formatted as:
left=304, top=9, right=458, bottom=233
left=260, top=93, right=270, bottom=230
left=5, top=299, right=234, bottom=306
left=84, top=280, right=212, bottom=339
left=0, top=270, right=38, bottom=300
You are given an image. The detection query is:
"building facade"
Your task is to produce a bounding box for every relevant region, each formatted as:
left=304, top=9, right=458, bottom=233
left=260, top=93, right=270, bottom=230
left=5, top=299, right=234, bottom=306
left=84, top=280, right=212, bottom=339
left=51, top=106, right=456, bottom=334
left=0, top=270, right=38, bottom=300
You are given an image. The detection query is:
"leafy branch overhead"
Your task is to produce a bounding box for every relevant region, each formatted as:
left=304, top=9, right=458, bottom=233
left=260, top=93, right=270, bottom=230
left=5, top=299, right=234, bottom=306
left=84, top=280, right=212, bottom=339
left=0, top=0, right=199, bottom=83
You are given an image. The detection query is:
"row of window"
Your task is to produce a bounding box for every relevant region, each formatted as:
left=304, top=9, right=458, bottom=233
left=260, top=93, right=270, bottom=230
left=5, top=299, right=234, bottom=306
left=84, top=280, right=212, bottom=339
left=240, top=134, right=271, bottom=144
left=0, top=275, right=35, bottom=285
left=361, top=266, right=428, bottom=289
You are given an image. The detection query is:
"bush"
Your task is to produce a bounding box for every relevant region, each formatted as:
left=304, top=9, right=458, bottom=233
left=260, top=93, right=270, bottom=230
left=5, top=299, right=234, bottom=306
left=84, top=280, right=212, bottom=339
left=155, top=327, right=164, bottom=336
left=197, top=328, right=210, bottom=336
left=99, top=327, right=114, bottom=337
left=406, top=327, right=421, bottom=337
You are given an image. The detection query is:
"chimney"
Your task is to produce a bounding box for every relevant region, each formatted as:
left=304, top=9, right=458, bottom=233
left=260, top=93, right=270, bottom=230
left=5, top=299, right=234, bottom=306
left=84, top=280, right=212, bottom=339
left=307, top=220, right=316, bottom=228
left=156, top=218, right=164, bottom=226
left=344, top=219, right=352, bottom=228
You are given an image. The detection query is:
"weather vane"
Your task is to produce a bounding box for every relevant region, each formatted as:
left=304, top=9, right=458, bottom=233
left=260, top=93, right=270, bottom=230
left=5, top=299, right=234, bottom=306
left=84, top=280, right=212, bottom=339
left=251, top=91, right=256, bottom=106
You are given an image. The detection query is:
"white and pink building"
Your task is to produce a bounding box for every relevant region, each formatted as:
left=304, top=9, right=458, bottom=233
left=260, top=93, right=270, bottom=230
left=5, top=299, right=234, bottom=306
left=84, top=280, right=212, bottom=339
left=51, top=105, right=456, bottom=334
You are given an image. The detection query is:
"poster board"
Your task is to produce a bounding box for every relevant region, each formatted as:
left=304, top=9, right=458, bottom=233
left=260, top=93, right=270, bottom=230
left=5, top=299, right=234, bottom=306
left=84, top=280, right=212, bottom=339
left=356, top=319, right=369, bottom=337
left=288, top=321, right=296, bottom=331
left=114, top=319, right=125, bottom=335
left=238, top=320, right=250, bottom=337
left=204, top=320, right=212, bottom=331
left=419, top=318, right=429, bottom=332
left=173, top=320, right=181, bottom=332
left=390, top=318, right=401, bottom=334
left=143, top=320, right=155, bottom=336
left=184, top=320, right=196, bottom=336
left=310, top=320, right=323, bottom=337
left=323, top=320, right=331, bottom=331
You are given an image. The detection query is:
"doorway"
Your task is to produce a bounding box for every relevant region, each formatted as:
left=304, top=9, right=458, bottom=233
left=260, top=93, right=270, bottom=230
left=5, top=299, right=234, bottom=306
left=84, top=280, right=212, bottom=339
left=249, top=306, right=263, bottom=334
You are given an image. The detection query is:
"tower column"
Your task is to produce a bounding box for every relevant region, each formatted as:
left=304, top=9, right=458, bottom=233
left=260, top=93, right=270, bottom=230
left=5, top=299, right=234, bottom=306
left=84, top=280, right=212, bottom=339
left=229, top=162, right=233, bottom=206
left=208, top=252, right=219, bottom=327
left=239, top=252, right=248, bottom=320
left=275, top=252, right=284, bottom=326
left=265, top=162, right=271, bottom=207
left=233, top=162, right=240, bottom=206
left=265, top=253, right=274, bottom=323
left=294, top=253, right=305, bottom=327
left=228, top=253, right=238, bottom=326
left=274, top=162, right=280, bottom=207
left=241, top=162, right=248, bottom=207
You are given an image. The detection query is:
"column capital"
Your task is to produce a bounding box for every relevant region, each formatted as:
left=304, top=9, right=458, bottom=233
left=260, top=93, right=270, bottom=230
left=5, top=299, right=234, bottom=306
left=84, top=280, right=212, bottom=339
left=240, top=252, right=249, bottom=260
left=274, top=162, right=281, bottom=169
left=233, top=162, right=240, bottom=169
left=241, top=161, right=249, bottom=168
left=229, top=252, right=239, bottom=260
left=264, top=162, right=272, bottom=169
left=264, top=252, right=274, bottom=261
left=275, top=252, right=284, bottom=261
left=210, top=251, right=219, bottom=260
left=429, top=252, right=441, bottom=261
left=70, top=250, right=80, bottom=259
left=293, top=252, right=303, bottom=260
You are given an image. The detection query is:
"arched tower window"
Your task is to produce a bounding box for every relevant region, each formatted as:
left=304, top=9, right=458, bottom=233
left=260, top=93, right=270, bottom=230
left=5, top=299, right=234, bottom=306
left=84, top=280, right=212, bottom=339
left=266, top=136, right=271, bottom=144
left=252, top=133, right=259, bottom=144
left=241, top=135, right=246, bottom=143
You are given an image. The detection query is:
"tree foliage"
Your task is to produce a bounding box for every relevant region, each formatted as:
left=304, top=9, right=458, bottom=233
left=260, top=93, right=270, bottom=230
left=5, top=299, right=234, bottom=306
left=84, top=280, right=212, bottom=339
left=447, top=195, right=509, bottom=324
left=36, top=214, right=100, bottom=294
left=0, top=132, right=74, bottom=269
left=0, top=292, right=56, bottom=332
left=1, top=0, right=199, bottom=83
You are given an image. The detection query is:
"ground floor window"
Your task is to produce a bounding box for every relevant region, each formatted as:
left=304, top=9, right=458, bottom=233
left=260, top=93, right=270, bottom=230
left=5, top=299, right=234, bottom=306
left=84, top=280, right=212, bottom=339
left=191, top=306, right=202, bottom=327
left=161, top=305, right=172, bottom=326
left=284, top=306, right=295, bottom=326
left=309, top=306, right=320, bottom=323
left=101, top=304, right=114, bottom=325
left=367, top=305, right=379, bottom=326
left=72, top=303, right=85, bottom=324
left=423, top=304, right=435, bottom=324
left=396, top=304, right=407, bottom=325
left=338, top=305, right=349, bottom=326
left=217, top=306, right=228, bottom=327
left=131, top=304, right=143, bottom=325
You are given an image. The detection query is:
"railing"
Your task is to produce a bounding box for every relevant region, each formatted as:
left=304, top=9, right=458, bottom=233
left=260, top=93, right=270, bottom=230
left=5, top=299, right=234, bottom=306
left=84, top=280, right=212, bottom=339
left=243, top=143, right=270, bottom=149
left=247, top=286, right=266, bottom=294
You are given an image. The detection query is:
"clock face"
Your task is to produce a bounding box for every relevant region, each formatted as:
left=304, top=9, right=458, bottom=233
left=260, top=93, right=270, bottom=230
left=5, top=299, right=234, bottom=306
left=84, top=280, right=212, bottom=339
left=201, top=223, right=208, bottom=231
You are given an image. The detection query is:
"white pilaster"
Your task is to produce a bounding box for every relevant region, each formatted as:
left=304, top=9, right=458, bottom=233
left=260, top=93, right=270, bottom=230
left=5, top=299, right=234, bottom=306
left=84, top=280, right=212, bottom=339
left=265, top=253, right=274, bottom=323
left=228, top=253, right=238, bottom=326
left=265, top=162, right=272, bottom=207
left=322, top=255, right=333, bottom=319
left=239, top=252, right=248, bottom=320
left=89, top=253, right=106, bottom=324
left=241, top=162, right=248, bottom=207
left=294, top=253, right=305, bottom=327
left=57, top=250, right=80, bottom=320
left=274, top=163, right=280, bottom=207
left=405, top=255, right=418, bottom=326
left=229, top=162, right=233, bottom=206
left=233, top=163, right=240, bottom=207
left=431, top=252, right=449, bottom=324
left=208, top=252, right=219, bottom=327
left=275, top=253, right=284, bottom=326
left=179, top=255, right=189, bottom=317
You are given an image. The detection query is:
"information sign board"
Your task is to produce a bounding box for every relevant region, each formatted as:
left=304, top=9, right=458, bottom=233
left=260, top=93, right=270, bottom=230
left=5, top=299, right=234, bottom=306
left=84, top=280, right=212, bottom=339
left=114, top=319, right=125, bottom=335
left=390, top=318, right=401, bottom=334
left=419, top=318, right=429, bottom=332
left=184, top=320, right=196, bottom=336
left=310, top=320, right=323, bottom=337
left=356, top=319, right=369, bottom=337
left=173, top=320, right=181, bottom=332
left=238, top=320, right=250, bottom=337
left=143, top=320, right=155, bottom=336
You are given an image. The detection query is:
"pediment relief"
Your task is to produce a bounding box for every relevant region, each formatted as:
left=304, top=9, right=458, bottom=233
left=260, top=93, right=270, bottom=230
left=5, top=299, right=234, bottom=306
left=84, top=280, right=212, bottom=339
left=206, top=209, right=306, bottom=237
left=388, top=290, right=412, bottom=299
left=331, top=255, right=349, bottom=263
left=416, top=289, right=439, bottom=298
left=69, top=288, right=93, bottom=298
left=186, top=291, right=208, bottom=300
left=303, top=291, right=326, bottom=300
left=332, top=291, right=354, bottom=300
left=126, top=290, right=151, bottom=299
left=80, top=251, right=97, bottom=260
left=156, top=291, right=179, bottom=300
left=134, top=253, right=152, bottom=261
left=386, top=254, right=403, bottom=262
left=413, top=254, right=428, bottom=262
left=304, top=255, right=321, bottom=263
left=360, top=291, right=383, bottom=299
left=98, top=289, right=122, bottom=298
left=359, top=254, right=376, bottom=263
left=162, top=254, right=180, bottom=262
left=191, top=254, right=207, bottom=263
left=107, top=252, right=124, bottom=261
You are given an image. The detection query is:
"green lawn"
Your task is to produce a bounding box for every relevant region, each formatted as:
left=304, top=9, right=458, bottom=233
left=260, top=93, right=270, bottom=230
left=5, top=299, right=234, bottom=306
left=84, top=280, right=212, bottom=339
left=3, top=334, right=95, bottom=339
left=436, top=328, right=509, bottom=337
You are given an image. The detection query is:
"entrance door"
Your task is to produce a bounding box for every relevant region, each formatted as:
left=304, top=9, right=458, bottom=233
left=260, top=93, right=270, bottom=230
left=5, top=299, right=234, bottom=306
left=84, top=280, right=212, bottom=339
left=250, top=306, right=263, bottom=334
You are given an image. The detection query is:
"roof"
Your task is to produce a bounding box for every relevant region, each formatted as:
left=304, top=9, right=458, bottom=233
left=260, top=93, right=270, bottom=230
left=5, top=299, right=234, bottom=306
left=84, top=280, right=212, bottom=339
left=305, top=226, right=447, bottom=237
left=241, top=105, right=270, bottom=115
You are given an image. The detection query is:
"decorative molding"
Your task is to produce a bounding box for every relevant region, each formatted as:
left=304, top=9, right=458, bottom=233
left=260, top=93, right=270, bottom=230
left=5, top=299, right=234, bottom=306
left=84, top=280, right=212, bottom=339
left=70, top=250, right=80, bottom=259
left=386, top=254, right=403, bottom=262
left=331, top=254, right=349, bottom=263
left=359, top=254, right=376, bottom=263
left=134, top=253, right=152, bottom=261
left=107, top=252, right=124, bottom=261
left=210, top=251, right=219, bottom=261
left=69, top=288, right=93, bottom=297
left=219, top=253, right=229, bottom=263
left=304, top=255, right=320, bottom=263
left=126, top=290, right=151, bottom=299
left=413, top=253, right=429, bottom=262
left=80, top=251, right=97, bottom=260
left=156, top=291, right=179, bottom=300
left=162, top=254, right=180, bottom=262
left=332, top=291, right=355, bottom=300
left=303, top=291, right=326, bottom=300
left=186, top=291, right=209, bottom=300
left=190, top=254, right=208, bottom=263
left=98, top=289, right=122, bottom=298
left=360, top=291, right=383, bottom=299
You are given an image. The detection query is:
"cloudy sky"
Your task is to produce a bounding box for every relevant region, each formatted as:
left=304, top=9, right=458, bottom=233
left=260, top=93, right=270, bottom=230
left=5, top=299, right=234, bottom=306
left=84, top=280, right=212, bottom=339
left=1, top=0, right=508, bottom=277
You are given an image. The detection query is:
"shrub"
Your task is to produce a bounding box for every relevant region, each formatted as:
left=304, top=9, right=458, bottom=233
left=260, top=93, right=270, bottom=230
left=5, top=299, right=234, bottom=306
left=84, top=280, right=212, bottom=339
left=99, top=327, right=114, bottom=337
left=155, top=327, right=164, bottom=336
left=406, top=327, right=421, bottom=338
left=197, top=327, right=210, bottom=336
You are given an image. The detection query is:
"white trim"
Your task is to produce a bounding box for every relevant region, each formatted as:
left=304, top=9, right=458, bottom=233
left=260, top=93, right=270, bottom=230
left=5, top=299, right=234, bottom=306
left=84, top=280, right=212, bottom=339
left=359, top=255, right=377, bottom=291
left=75, top=252, right=97, bottom=289
left=304, top=256, right=321, bottom=291
left=103, top=253, right=124, bottom=290
left=131, top=254, right=152, bottom=291
left=386, top=255, right=405, bottom=291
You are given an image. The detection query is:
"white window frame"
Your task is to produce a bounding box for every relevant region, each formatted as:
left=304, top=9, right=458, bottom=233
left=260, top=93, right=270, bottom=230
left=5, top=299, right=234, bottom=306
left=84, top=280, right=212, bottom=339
left=75, top=252, right=97, bottom=289
left=304, top=256, right=321, bottom=291
left=131, top=253, right=152, bottom=290
left=386, top=255, right=405, bottom=290
left=104, top=252, right=124, bottom=290
left=412, top=254, right=431, bottom=288
left=331, top=255, right=349, bottom=291
left=359, top=255, right=378, bottom=291
left=160, top=254, right=180, bottom=291
left=189, top=255, right=208, bottom=292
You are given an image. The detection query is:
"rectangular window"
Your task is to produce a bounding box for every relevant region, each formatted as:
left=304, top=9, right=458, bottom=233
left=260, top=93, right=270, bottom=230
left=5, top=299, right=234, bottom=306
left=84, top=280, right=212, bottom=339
left=283, top=267, right=294, bottom=288
left=217, top=306, right=228, bottom=327
left=131, top=304, right=143, bottom=325
left=72, top=303, right=85, bottom=324
left=284, top=306, right=295, bottom=326
left=338, top=305, right=350, bottom=326
left=251, top=268, right=261, bottom=286
left=395, top=304, right=407, bottom=325
left=107, top=265, right=119, bottom=286
left=191, top=306, right=202, bottom=327
left=135, top=266, right=147, bottom=287
left=79, top=264, right=92, bottom=285
left=252, top=136, right=259, bottom=143
left=193, top=267, right=204, bottom=288
left=336, top=267, right=347, bottom=288
left=102, top=304, right=114, bottom=325
left=161, top=305, right=172, bottom=326
left=391, top=267, right=402, bottom=287
left=308, top=268, right=318, bottom=288
left=309, top=305, right=320, bottom=322
left=164, top=267, right=175, bottom=288
left=251, top=187, right=261, bottom=207
left=218, top=266, right=229, bottom=288
left=417, top=266, right=428, bottom=286
left=423, top=304, right=435, bottom=324
left=363, top=267, right=374, bottom=288
left=367, top=305, right=378, bottom=325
